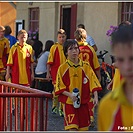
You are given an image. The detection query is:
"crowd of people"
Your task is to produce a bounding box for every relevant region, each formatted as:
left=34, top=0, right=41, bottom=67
left=0, top=21, right=132, bottom=131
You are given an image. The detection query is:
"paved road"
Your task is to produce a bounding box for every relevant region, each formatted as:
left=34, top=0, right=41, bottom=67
left=47, top=99, right=97, bottom=131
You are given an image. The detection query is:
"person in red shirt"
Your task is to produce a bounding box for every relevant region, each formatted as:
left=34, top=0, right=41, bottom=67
left=55, top=39, right=102, bottom=131
left=47, top=29, right=66, bottom=116
left=98, top=23, right=133, bottom=131
left=74, top=28, right=101, bottom=126
left=0, top=25, right=10, bottom=80
left=6, top=29, right=34, bottom=86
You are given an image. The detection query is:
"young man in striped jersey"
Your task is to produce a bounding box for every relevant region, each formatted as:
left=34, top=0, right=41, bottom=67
left=55, top=39, right=102, bottom=131
left=47, top=29, right=66, bottom=117
left=0, top=26, right=10, bottom=81
left=6, top=29, right=34, bottom=86
left=98, top=24, right=133, bottom=131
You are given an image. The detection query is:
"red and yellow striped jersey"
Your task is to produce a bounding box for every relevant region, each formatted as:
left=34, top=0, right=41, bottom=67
left=47, top=42, right=66, bottom=83
left=55, top=59, right=102, bottom=105
left=112, top=68, right=122, bottom=91
left=0, top=37, right=10, bottom=72
left=78, top=41, right=100, bottom=71
left=7, top=42, right=34, bottom=85
left=98, top=80, right=133, bottom=131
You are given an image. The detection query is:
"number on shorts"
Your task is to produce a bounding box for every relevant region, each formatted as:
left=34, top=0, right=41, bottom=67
left=68, top=114, right=75, bottom=123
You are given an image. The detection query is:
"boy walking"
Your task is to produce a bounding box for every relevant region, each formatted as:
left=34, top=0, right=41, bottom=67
left=55, top=39, right=102, bottom=131
left=0, top=26, right=10, bottom=80
left=6, top=29, right=34, bottom=86
left=74, top=28, right=101, bottom=126
left=47, top=29, right=66, bottom=116
left=98, top=24, right=133, bottom=131
left=77, top=24, right=98, bottom=52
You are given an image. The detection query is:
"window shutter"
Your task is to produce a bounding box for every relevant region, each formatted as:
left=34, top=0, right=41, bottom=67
left=70, top=3, right=77, bottom=39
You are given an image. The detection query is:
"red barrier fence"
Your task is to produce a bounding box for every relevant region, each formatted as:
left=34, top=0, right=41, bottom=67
left=0, top=80, right=53, bottom=131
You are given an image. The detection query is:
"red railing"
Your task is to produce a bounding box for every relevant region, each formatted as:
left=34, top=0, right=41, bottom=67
left=0, top=80, right=53, bottom=131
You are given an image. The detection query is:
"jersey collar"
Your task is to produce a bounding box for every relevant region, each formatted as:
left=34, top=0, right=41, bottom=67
left=112, top=79, right=132, bottom=107
left=55, top=42, right=62, bottom=45
left=15, top=42, right=26, bottom=48
left=0, top=37, right=5, bottom=41
left=77, top=41, right=88, bottom=46
left=67, top=59, right=83, bottom=68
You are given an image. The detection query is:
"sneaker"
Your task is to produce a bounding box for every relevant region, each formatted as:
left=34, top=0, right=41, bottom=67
left=59, top=109, right=64, bottom=117
left=12, top=108, right=15, bottom=116
left=89, top=121, right=95, bottom=127
left=52, top=106, right=58, bottom=114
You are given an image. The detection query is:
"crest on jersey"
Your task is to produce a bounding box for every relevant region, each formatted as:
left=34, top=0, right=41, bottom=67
left=83, top=77, right=88, bottom=84
left=26, top=51, right=30, bottom=57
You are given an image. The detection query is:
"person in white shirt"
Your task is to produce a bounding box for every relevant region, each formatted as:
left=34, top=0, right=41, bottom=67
left=35, top=40, right=54, bottom=92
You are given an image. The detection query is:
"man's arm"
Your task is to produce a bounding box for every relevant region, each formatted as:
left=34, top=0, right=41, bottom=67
left=62, top=91, right=77, bottom=102
left=87, top=35, right=98, bottom=52
left=92, top=45, right=98, bottom=52
left=93, top=91, right=98, bottom=106
left=46, top=64, right=52, bottom=81
left=95, top=69, right=101, bottom=83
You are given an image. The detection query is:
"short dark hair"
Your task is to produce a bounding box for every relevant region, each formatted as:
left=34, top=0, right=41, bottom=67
left=77, top=24, right=85, bottom=29
left=4, top=25, right=12, bottom=35
left=38, top=40, right=54, bottom=58
left=44, top=40, right=54, bottom=52
left=63, top=39, right=79, bottom=57
left=111, top=24, right=133, bottom=49
left=33, top=40, right=43, bottom=59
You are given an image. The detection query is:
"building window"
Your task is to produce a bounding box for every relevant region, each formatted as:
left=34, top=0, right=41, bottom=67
left=29, top=7, right=39, bottom=40
left=121, top=2, right=133, bottom=22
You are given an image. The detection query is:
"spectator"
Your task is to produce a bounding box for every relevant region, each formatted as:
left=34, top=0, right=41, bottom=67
left=32, top=40, right=43, bottom=62
left=35, top=40, right=54, bottom=93
left=4, top=25, right=17, bottom=48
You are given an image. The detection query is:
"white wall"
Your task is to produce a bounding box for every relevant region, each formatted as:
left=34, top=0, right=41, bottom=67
left=16, top=2, right=56, bottom=49
left=83, top=2, right=119, bottom=63
left=39, top=2, right=55, bottom=47
left=16, top=2, right=29, bottom=31
left=16, top=2, right=120, bottom=64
